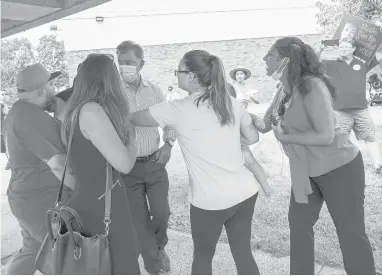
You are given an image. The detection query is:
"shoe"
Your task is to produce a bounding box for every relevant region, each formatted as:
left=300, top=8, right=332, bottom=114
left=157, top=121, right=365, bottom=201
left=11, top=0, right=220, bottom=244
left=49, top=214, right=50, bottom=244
left=159, top=249, right=171, bottom=272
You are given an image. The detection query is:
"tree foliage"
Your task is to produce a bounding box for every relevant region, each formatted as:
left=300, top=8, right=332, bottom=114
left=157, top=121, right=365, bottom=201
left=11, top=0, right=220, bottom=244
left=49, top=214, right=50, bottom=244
left=316, top=0, right=382, bottom=35
left=1, top=38, right=35, bottom=91
left=36, top=35, right=69, bottom=89
left=1, top=35, right=69, bottom=95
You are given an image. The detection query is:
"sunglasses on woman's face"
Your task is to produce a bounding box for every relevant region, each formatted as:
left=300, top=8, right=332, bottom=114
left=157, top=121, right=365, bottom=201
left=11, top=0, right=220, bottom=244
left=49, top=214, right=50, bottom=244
left=87, top=53, right=115, bottom=60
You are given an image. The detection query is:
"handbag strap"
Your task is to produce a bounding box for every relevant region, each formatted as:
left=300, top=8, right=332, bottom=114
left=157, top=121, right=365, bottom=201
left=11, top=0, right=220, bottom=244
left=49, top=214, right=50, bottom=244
left=55, top=110, right=77, bottom=206
left=104, top=163, right=113, bottom=235
left=56, top=103, right=113, bottom=235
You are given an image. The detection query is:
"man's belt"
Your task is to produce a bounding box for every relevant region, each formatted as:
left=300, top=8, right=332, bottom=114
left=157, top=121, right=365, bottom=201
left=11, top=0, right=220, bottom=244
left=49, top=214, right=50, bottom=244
left=136, top=152, right=155, bottom=163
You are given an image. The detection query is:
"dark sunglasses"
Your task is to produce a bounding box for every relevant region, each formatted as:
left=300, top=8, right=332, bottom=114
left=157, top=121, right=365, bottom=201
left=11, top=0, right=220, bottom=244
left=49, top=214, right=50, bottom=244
left=174, top=70, right=191, bottom=76
left=87, top=53, right=115, bottom=60
left=86, top=53, right=117, bottom=69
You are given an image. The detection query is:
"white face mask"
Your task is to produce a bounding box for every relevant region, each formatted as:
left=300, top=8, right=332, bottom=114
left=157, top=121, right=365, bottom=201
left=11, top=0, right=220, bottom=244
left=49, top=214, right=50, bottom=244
left=119, top=65, right=138, bottom=83
left=271, top=57, right=289, bottom=81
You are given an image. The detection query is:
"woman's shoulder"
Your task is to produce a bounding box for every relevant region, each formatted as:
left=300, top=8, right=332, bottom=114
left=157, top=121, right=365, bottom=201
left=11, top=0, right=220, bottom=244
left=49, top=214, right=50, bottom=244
left=79, top=102, right=109, bottom=125
left=80, top=102, right=106, bottom=117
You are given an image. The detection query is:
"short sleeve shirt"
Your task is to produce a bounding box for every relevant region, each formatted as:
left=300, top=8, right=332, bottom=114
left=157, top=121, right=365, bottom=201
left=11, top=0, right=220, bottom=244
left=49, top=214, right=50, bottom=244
left=323, top=56, right=379, bottom=110
left=149, top=92, right=259, bottom=210
left=2, top=101, right=64, bottom=195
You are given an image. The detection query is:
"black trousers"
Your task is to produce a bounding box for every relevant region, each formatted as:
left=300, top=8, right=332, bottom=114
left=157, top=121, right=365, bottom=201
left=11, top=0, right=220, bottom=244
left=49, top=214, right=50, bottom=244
left=190, top=194, right=260, bottom=275
left=288, top=152, right=375, bottom=275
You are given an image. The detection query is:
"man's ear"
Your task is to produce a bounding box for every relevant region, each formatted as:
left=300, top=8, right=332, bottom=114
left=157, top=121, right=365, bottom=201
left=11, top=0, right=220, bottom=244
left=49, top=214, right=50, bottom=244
left=138, top=60, right=145, bottom=70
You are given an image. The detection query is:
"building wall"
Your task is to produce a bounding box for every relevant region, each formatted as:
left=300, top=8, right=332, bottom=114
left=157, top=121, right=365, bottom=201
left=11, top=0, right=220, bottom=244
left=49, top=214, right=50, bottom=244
left=66, top=34, right=325, bottom=102
left=56, top=0, right=319, bottom=51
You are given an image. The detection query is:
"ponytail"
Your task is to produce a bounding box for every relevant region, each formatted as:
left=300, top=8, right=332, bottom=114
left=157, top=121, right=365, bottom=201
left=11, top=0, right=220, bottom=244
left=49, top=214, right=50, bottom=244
left=209, top=55, right=234, bottom=126
left=190, top=53, right=235, bottom=126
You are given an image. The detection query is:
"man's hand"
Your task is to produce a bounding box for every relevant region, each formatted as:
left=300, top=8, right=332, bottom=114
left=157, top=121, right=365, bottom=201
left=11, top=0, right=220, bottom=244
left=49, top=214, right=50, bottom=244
left=376, top=52, right=382, bottom=64
left=152, top=143, right=172, bottom=163
left=316, top=41, right=326, bottom=58
left=54, top=97, right=67, bottom=120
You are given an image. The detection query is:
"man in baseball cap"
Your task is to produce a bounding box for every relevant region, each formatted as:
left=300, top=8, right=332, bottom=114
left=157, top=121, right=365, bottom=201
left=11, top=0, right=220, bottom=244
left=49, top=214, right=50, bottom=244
left=2, top=64, right=75, bottom=274
left=16, top=63, right=61, bottom=111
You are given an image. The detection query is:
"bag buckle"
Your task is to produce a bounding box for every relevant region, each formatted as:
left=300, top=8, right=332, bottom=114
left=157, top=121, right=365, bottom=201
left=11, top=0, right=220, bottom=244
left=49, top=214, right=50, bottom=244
left=103, top=219, right=111, bottom=236
left=73, top=246, right=81, bottom=260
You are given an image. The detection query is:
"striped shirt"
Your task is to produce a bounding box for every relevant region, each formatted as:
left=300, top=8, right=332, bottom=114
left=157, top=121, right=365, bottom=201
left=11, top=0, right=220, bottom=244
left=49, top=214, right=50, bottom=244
left=123, top=78, right=176, bottom=157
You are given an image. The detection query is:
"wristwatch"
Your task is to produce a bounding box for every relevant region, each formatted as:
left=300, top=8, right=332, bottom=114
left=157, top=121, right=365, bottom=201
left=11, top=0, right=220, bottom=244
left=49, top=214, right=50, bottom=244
left=165, top=139, right=175, bottom=147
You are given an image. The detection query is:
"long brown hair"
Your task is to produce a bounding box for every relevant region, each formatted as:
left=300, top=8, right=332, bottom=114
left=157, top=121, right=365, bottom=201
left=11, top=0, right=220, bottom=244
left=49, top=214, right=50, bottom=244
left=61, top=54, right=131, bottom=146
left=273, top=37, right=337, bottom=99
left=183, top=50, right=234, bottom=126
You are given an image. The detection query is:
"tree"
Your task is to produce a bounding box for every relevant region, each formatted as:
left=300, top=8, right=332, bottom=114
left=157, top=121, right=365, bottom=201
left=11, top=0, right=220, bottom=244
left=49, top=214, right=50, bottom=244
left=36, top=35, right=69, bottom=89
left=316, top=0, right=382, bottom=35
left=1, top=37, right=35, bottom=91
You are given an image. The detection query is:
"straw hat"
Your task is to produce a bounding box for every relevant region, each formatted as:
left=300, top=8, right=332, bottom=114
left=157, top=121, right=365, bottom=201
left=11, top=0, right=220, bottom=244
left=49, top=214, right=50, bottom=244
left=229, top=66, right=251, bottom=81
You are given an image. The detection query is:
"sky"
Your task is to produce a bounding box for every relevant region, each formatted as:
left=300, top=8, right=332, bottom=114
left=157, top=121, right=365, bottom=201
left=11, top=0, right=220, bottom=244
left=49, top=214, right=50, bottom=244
left=5, top=0, right=320, bottom=50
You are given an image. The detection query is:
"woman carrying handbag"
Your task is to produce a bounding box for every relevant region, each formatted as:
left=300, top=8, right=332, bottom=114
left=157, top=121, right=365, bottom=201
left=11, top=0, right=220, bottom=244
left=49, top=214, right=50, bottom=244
left=36, top=54, right=140, bottom=274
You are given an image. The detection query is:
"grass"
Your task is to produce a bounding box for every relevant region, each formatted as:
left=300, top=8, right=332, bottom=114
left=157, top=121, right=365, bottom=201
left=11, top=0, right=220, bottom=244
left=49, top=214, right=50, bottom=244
left=164, top=104, right=382, bottom=273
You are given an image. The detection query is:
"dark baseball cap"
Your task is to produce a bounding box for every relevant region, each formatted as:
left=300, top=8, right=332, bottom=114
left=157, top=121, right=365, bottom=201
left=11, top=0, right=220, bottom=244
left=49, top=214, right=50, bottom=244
left=17, top=63, right=61, bottom=92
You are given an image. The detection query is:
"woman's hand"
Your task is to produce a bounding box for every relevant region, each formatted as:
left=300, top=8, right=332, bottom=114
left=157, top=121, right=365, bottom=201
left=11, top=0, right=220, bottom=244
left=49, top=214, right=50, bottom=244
left=272, top=121, right=286, bottom=143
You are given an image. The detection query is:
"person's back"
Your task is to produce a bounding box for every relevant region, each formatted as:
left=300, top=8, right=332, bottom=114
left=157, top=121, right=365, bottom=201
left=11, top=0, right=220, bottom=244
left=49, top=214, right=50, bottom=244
left=67, top=111, right=140, bottom=274
left=165, top=93, right=259, bottom=209
left=60, top=54, right=140, bottom=274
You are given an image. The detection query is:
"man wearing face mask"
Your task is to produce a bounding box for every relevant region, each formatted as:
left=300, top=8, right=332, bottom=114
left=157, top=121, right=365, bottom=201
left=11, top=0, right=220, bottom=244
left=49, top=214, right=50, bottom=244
left=2, top=64, right=75, bottom=274
left=116, top=40, right=176, bottom=274
left=317, top=37, right=382, bottom=173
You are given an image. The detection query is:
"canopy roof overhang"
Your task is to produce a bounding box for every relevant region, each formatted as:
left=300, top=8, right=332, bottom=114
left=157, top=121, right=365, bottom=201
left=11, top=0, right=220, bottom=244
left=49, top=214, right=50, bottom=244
left=1, top=0, right=111, bottom=38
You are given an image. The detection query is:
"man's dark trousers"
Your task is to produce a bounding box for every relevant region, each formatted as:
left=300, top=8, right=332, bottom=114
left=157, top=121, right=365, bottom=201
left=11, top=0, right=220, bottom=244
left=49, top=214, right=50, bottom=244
left=123, top=158, right=170, bottom=274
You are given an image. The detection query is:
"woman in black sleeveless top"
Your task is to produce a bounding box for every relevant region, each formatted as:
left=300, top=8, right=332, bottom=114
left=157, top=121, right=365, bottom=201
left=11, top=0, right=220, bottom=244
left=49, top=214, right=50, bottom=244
left=61, top=54, right=140, bottom=274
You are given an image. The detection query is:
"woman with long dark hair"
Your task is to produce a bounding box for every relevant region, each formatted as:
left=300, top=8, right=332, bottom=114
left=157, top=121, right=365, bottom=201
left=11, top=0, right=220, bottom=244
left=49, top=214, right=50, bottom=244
left=253, top=36, right=375, bottom=274
left=61, top=54, right=140, bottom=274
left=129, top=50, right=261, bottom=274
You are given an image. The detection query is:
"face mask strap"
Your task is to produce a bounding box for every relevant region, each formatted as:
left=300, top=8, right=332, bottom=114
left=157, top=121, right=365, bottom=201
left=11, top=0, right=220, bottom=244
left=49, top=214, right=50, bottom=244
left=271, top=57, right=288, bottom=80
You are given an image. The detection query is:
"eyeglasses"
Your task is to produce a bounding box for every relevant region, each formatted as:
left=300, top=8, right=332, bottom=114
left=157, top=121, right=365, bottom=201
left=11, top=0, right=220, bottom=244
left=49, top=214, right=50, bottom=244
left=174, top=70, right=191, bottom=76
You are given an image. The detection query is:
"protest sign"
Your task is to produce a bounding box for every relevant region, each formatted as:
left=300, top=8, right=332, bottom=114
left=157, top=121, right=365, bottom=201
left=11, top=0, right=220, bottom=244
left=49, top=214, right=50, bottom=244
left=333, top=13, right=382, bottom=65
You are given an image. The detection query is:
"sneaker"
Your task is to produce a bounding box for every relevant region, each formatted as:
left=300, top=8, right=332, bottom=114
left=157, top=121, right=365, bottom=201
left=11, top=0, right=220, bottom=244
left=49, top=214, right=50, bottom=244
left=159, top=249, right=171, bottom=272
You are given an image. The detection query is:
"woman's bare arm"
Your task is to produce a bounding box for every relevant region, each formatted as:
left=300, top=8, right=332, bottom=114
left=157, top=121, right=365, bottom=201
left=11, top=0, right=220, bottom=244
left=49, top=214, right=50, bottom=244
left=79, top=102, right=136, bottom=174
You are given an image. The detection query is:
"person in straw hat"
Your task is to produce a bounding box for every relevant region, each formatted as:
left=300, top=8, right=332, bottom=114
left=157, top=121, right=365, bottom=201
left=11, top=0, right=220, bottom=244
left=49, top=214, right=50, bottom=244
left=230, top=66, right=259, bottom=109
left=229, top=67, right=273, bottom=197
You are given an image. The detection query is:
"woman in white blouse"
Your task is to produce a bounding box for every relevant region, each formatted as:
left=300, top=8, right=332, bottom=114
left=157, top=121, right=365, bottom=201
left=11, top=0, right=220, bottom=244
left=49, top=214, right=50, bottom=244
left=129, top=50, right=261, bottom=275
